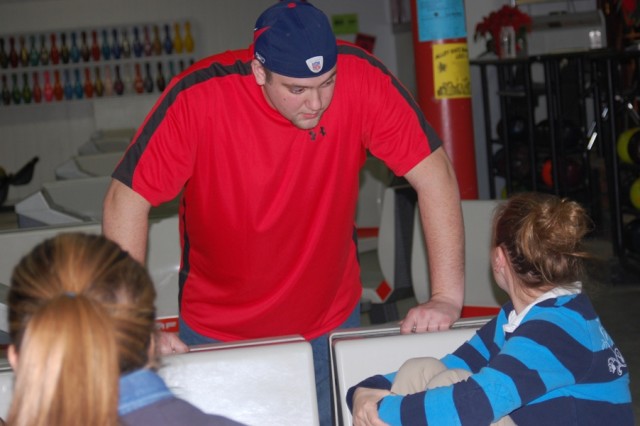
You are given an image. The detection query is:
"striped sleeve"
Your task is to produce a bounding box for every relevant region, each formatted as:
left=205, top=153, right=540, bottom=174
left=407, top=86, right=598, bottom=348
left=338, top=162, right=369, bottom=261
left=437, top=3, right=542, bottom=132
left=376, top=300, right=615, bottom=425
left=442, top=306, right=509, bottom=372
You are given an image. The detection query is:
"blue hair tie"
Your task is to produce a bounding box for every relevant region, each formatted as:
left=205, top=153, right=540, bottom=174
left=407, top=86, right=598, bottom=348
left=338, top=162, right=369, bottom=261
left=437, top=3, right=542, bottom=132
left=63, top=291, right=77, bottom=298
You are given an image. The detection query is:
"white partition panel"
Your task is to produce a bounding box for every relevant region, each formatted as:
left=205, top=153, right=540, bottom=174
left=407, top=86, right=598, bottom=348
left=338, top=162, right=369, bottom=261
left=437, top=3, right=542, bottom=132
left=1, top=336, right=318, bottom=425
left=411, top=199, right=508, bottom=307
left=0, top=364, right=11, bottom=420
left=160, top=337, right=318, bottom=426
left=0, top=216, right=181, bottom=333
left=330, top=318, right=489, bottom=426
left=374, top=185, right=507, bottom=309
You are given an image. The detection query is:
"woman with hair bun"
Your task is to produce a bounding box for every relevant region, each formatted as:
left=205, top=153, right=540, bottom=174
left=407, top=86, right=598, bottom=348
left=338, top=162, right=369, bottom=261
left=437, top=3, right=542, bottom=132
left=3, top=233, right=244, bottom=426
left=349, top=192, right=633, bottom=426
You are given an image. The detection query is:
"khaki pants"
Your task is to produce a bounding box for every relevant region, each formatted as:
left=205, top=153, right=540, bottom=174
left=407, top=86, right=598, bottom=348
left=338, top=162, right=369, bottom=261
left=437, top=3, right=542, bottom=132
left=390, top=357, right=516, bottom=426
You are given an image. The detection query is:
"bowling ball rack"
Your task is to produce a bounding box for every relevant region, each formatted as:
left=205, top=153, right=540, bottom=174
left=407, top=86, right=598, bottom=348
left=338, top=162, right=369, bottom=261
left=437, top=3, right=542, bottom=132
left=474, top=55, right=595, bottom=210
left=472, top=49, right=640, bottom=277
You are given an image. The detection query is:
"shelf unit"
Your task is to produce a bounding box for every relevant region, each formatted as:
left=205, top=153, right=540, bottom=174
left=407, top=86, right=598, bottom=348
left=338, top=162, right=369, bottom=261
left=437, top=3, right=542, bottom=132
left=0, top=21, right=197, bottom=105
left=471, top=50, right=640, bottom=273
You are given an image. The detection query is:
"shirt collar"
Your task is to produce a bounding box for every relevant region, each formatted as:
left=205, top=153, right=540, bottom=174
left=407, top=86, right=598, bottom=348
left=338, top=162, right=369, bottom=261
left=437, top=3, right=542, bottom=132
left=118, top=368, right=174, bottom=416
left=503, top=281, right=582, bottom=334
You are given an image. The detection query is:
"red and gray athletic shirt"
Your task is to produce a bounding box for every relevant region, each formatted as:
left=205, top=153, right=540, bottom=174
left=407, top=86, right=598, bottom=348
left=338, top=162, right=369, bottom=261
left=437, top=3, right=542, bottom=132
left=112, top=41, right=442, bottom=341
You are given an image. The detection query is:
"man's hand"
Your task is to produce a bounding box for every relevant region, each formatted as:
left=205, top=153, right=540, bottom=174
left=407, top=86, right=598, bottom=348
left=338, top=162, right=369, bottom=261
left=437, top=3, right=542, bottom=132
left=400, top=293, right=461, bottom=334
left=352, top=387, right=391, bottom=426
left=157, top=332, right=189, bottom=354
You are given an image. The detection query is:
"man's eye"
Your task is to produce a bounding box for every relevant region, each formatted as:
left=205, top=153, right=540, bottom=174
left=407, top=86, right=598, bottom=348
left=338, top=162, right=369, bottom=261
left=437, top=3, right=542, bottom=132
left=291, top=87, right=305, bottom=94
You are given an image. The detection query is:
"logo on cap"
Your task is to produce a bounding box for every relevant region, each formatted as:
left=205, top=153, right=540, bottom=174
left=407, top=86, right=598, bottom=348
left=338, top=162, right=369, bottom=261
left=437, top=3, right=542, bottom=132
left=306, top=56, right=324, bottom=74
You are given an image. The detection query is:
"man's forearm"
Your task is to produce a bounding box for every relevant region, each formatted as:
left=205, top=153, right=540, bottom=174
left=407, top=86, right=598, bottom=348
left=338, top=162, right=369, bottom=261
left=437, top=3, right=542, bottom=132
left=405, top=148, right=465, bottom=308
left=418, top=186, right=464, bottom=307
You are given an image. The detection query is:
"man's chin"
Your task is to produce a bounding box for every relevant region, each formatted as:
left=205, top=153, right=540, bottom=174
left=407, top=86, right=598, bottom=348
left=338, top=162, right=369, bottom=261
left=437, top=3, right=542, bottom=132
left=291, top=116, right=321, bottom=130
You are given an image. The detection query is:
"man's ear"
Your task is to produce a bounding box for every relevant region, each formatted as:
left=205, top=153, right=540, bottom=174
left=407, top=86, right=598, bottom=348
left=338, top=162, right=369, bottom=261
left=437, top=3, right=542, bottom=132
left=252, top=59, right=267, bottom=86
left=7, top=344, right=17, bottom=370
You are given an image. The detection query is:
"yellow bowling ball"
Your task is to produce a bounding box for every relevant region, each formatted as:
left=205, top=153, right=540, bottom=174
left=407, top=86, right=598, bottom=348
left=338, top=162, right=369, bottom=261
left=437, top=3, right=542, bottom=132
left=630, top=178, right=640, bottom=210
left=617, top=128, right=639, bottom=164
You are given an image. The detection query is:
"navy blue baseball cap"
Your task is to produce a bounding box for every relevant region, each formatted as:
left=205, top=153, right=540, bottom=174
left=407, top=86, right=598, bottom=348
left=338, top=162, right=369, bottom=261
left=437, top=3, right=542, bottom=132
left=253, top=1, right=337, bottom=78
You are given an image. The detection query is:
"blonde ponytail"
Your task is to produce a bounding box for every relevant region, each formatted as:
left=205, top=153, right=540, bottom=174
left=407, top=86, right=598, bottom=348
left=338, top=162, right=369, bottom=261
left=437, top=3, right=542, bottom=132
left=7, top=233, right=157, bottom=426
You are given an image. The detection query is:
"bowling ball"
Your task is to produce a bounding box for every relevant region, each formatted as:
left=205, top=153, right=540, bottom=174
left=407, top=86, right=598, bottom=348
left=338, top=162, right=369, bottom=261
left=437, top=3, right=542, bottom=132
left=496, top=115, right=527, bottom=142
left=540, top=157, right=584, bottom=189
left=623, top=219, right=640, bottom=253
left=617, top=127, right=639, bottom=164
left=535, top=119, right=581, bottom=149
left=493, top=143, right=531, bottom=180
left=630, top=178, right=640, bottom=210
left=619, top=172, right=638, bottom=209
left=500, top=183, right=529, bottom=199
left=493, top=148, right=506, bottom=176
left=501, top=186, right=508, bottom=199
left=541, top=159, right=553, bottom=187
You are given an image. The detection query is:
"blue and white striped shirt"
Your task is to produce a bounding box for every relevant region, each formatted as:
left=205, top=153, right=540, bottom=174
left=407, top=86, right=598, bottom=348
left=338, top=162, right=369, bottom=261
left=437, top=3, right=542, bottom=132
left=348, top=293, right=633, bottom=425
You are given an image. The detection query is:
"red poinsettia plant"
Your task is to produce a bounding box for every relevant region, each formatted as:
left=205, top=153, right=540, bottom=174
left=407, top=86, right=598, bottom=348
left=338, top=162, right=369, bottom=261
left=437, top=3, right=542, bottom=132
left=474, top=5, right=533, bottom=55
left=616, top=0, right=640, bottom=30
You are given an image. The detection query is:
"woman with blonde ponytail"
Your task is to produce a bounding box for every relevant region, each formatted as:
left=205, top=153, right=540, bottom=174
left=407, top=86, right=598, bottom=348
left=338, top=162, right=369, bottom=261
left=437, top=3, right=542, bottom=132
left=350, top=193, right=633, bottom=426
left=4, top=233, right=244, bottom=426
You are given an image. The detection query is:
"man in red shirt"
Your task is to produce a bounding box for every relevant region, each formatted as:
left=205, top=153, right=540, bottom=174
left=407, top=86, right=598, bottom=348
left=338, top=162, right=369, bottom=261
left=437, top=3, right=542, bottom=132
left=103, top=2, right=464, bottom=424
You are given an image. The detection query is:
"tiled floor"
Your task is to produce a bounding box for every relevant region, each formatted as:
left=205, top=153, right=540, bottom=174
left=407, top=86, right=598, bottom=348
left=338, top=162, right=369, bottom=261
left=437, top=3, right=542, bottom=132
left=1, top=207, right=639, bottom=421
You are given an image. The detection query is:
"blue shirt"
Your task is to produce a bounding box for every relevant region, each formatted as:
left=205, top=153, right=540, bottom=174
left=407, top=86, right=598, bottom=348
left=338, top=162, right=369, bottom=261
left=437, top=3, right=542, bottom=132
left=119, top=368, right=245, bottom=425
left=119, top=369, right=174, bottom=416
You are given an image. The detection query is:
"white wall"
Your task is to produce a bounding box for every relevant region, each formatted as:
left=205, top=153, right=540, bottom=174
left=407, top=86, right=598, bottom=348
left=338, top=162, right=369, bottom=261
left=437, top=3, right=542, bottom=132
left=0, top=0, right=263, bottom=202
